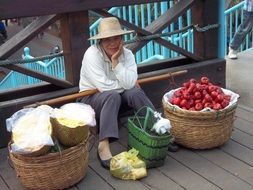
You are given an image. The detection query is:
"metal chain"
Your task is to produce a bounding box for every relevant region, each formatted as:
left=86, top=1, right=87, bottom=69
left=194, top=24, right=220, bottom=32
left=124, top=24, right=194, bottom=44
left=0, top=23, right=219, bottom=66
left=124, top=23, right=219, bottom=44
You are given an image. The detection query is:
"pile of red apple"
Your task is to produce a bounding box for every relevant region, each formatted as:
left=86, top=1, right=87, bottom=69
left=169, top=77, right=231, bottom=111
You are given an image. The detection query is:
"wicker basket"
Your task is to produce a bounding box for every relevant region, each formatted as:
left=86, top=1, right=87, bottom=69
left=128, top=107, right=172, bottom=168
left=9, top=136, right=89, bottom=190
left=162, top=98, right=237, bottom=149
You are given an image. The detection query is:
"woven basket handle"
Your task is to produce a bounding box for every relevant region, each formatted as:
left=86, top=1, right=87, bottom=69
left=132, top=106, right=154, bottom=131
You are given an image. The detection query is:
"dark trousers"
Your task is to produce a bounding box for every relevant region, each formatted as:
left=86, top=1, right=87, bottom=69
left=79, top=87, right=154, bottom=141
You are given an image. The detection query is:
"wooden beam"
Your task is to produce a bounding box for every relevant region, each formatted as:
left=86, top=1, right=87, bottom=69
left=127, top=0, right=195, bottom=53
left=0, top=86, right=79, bottom=108
left=0, top=83, right=63, bottom=101
left=0, top=0, right=165, bottom=19
left=0, top=14, right=74, bottom=88
left=25, top=70, right=187, bottom=108
left=60, top=11, right=90, bottom=86
left=145, top=0, right=195, bottom=32
left=192, top=0, right=219, bottom=59
left=94, top=8, right=202, bottom=61
left=192, top=0, right=205, bottom=58
left=2, top=64, right=73, bottom=88
left=0, top=15, right=60, bottom=59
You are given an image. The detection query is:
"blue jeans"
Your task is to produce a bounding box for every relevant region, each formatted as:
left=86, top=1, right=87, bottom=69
left=230, top=10, right=253, bottom=50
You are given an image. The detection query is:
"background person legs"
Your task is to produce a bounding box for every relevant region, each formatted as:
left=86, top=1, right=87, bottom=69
left=228, top=10, right=253, bottom=59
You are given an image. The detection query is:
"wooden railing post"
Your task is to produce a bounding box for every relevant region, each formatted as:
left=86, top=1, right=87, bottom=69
left=60, top=11, right=90, bottom=86
left=192, top=0, right=219, bottom=60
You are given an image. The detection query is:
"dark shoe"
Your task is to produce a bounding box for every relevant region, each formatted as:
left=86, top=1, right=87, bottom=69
left=168, top=142, right=179, bottom=152
left=97, top=151, right=111, bottom=170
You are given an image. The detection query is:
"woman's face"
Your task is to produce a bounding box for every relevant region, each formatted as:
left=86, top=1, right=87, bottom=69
left=100, top=35, right=122, bottom=58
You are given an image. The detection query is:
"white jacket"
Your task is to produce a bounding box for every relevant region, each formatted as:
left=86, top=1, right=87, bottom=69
left=79, top=44, right=138, bottom=93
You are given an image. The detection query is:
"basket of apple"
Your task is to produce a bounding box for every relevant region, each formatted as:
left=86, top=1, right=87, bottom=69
left=162, top=76, right=239, bottom=149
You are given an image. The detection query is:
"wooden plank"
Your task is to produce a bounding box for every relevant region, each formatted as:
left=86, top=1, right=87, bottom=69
left=234, top=117, right=253, bottom=136
left=196, top=148, right=253, bottom=186
left=76, top=167, right=113, bottom=190
left=168, top=148, right=253, bottom=190
left=118, top=126, right=219, bottom=190
left=236, top=106, right=253, bottom=123
left=0, top=148, right=27, bottom=190
left=2, top=65, right=73, bottom=88
left=0, top=87, right=78, bottom=108
left=0, top=83, right=63, bottom=101
left=159, top=156, right=221, bottom=190
left=231, top=129, right=253, bottom=150
left=140, top=168, right=184, bottom=190
left=0, top=177, right=9, bottom=190
left=0, top=0, right=165, bottom=19
left=0, top=15, right=60, bottom=59
left=221, top=140, right=253, bottom=167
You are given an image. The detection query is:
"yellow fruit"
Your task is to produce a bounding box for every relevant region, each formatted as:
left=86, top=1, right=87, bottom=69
left=51, top=116, right=89, bottom=147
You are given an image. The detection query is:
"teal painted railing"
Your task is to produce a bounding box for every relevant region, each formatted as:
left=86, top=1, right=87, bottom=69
left=1, top=1, right=250, bottom=90
left=89, top=1, right=193, bottom=64
left=225, top=1, right=253, bottom=54
left=0, top=47, right=65, bottom=91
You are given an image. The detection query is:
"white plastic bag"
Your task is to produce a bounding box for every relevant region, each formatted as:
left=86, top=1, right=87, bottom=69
left=151, top=111, right=172, bottom=135
left=6, top=105, right=54, bottom=154
left=58, top=103, right=96, bottom=127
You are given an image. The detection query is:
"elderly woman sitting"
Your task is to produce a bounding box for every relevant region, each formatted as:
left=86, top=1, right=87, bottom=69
left=79, top=17, right=177, bottom=169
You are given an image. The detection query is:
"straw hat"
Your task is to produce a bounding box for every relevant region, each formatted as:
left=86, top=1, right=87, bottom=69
left=89, top=17, right=134, bottom=40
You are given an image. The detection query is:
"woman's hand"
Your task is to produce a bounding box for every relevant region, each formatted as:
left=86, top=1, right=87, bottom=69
left=111, top=42, right=123, bottom=68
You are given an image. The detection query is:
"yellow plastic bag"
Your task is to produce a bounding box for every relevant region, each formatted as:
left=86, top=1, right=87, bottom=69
left=110, top=148, right=147, bottom=180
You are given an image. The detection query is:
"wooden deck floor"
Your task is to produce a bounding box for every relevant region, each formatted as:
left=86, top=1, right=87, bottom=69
left=226, top=49, right=253, bottom=108
left=1, top=105, right=253, bottom=190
